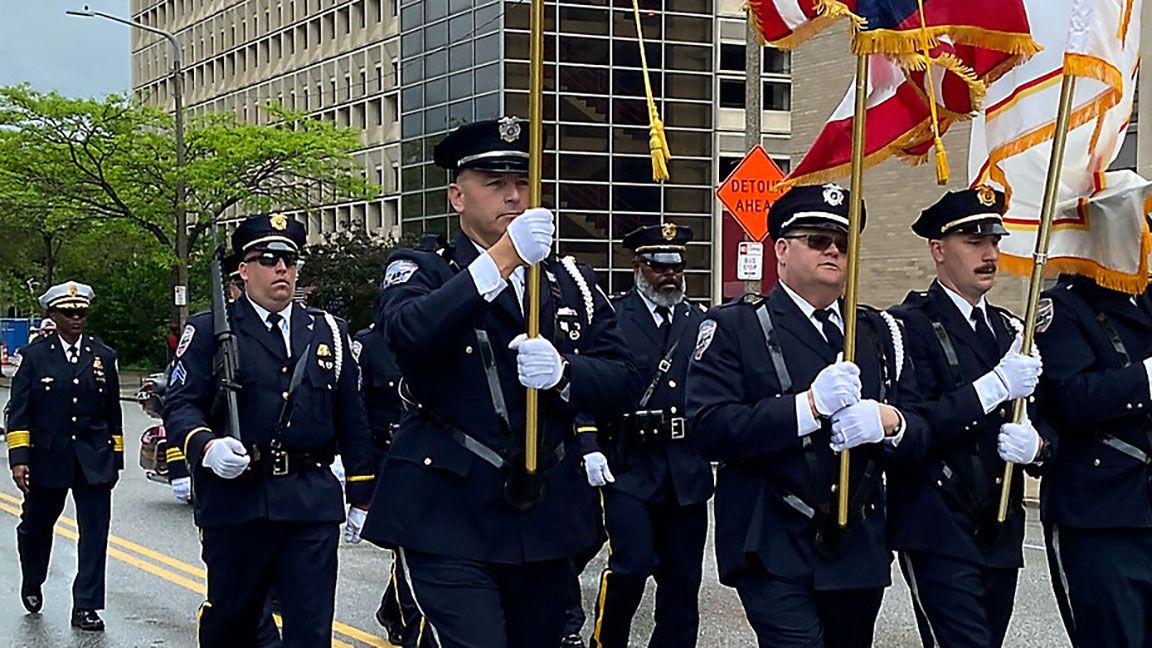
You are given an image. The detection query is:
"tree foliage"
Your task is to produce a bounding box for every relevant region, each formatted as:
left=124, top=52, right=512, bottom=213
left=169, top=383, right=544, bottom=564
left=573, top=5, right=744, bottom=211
left=299, top=227, right=409, bottom=332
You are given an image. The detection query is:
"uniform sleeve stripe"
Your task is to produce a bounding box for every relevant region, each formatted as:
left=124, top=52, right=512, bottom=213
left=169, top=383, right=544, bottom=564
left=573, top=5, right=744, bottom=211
left=577, top=426, right=598, bottom=433
left=184, top=427, right=212, bottom=457
left=165, top=447, right=186, bottom=462
left=6, top=431, right=30, bottom=450
left=346, top=475, right=376, bottom=482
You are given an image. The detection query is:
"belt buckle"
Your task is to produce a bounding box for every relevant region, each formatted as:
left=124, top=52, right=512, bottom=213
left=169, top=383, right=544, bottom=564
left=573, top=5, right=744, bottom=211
left=670, top=417, right=686, bottom=440
left=271, top=449, right=290, bottom=476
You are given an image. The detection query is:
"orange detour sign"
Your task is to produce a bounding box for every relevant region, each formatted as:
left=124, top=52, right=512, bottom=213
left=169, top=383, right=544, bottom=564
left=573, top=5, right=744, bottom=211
left=715, top=145, right=788, bottom=242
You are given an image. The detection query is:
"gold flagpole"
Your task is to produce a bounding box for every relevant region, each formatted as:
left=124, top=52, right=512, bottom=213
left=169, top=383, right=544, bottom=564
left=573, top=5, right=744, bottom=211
left=524, top=0, right=545, bottom=476
left=997, top=74, right=1078, bottom=522
left=838, top=53, right=869, bottom=527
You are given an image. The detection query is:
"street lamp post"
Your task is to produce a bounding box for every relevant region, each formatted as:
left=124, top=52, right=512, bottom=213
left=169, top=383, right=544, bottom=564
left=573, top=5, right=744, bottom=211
left=67, top=7, right=189, bottom=327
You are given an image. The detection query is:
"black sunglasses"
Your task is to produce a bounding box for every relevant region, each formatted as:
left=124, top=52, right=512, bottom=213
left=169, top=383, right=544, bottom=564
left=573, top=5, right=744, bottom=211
left=57, top=310, right=89, bottom=319
left=783, top=233, right=849, bottom=254
left=244, top=251, right=299, bottom=268
left=640, top=258, right=686, bottom=274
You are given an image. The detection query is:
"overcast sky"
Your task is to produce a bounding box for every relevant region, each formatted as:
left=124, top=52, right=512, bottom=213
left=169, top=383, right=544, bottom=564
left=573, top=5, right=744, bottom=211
left=0, top=0, right=131, bottom=98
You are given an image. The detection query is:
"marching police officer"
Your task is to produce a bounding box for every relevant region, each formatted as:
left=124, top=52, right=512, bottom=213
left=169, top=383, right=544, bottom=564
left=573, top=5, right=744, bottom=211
left=686, top=184, right=929, bottom=647
left=888, top=187, right=1046, bottom=648
left=7, top=281, right=122, bottom=631
left=588, top=224, right=714, bottom=648
left=163, top=214, right=377, bottom=646
left=1035, top=268, right=1152, bottom=647
left=360, top=116, right=637, bottom=647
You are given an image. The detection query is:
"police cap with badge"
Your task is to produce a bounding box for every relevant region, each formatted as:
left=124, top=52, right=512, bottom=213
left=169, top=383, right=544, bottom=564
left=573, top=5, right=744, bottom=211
left=622, top=223, right=694, bottom=267
left=231, top=213, right=308, bottom=265
left=768, top=183, right=867, bottom=240
left=911, top=185, right=1008, bottom=239
left=38, top=281, right=95, bottom=312
left=434, top=116, right=530, bottom=175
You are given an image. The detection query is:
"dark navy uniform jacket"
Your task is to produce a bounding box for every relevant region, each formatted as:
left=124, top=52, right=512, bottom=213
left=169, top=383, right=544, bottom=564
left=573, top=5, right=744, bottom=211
left=607, top=289, right=714, bottom=505
left=361, top=234, right=637, bottom=564
left=889, top=280, right=1033, bottom=568
left=1036, top=276, right=1152, bottom=529
left=686, top=289, right=930, bottom=590
left=6, top=333, right=123, bottom=488
left=353, top=324, right=403, bottom=461
left=163, top=296, right=376, bottom=528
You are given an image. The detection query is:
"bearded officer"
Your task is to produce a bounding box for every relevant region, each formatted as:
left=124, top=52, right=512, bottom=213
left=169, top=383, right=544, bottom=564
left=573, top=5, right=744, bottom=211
left=8, top=281, right=122, bottom=631
left=686, top=184, right=930, bottom=647
left=588, top=223, right=714, bottom=648
left=887, top=187, right=1046, bottom=648
left=163, top=214, right=377, bottom=646
left=360, top=116, right=637, bottom=648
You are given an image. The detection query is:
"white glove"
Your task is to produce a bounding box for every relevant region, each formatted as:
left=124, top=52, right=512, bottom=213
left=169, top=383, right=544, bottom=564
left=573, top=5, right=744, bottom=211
left=509, top=333, right=565, bottom=390
left=583, top=452, right=615, bottom=487
left=998, top=413, right=1042, bottom=464
left=809, top=355, right=862, bottom=417
left=344, top=506, right=368, bottom=544
left=991, top=335, right=1043, bottom=400
left=506, top=207, right=555, bottom=265
left=330, top=454, right=346, bottom=485
left=830, top=399, right=885, bottom=452
left=170, top=476, right=192, bottom=503
left=202, top=437, right=250, bottom=479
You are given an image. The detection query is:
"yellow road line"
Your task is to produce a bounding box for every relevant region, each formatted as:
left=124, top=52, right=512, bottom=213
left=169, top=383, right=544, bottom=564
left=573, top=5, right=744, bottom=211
left=0, top=492, right=392, bottom=647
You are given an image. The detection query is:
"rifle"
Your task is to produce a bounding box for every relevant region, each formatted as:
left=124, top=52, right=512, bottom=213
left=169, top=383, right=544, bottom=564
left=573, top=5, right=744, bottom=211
left=210, top=242, right=243, bottom=442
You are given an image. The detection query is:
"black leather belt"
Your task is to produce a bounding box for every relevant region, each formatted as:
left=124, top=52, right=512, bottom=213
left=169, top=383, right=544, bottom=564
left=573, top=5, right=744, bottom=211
left=621, top=410, right=687, bottom=443
left=253, top=446, right=333, bottom=477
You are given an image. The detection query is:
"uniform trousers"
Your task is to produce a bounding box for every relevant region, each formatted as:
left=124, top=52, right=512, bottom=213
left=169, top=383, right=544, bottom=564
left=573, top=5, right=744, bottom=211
left=898, top=550, right=1018, bottom=648
left=591, top=487, right=708, bottom=648
left=198, top=520, right=338, bottom=648
left=731, top=564, right=883, bottom=648
left=1045, top=524, right=1152, bottom=648
left=17, top=465, right=113, bottom=610
left=400, top=547, right=571, bottom=648
left=378, top=549, right=434, bottom=647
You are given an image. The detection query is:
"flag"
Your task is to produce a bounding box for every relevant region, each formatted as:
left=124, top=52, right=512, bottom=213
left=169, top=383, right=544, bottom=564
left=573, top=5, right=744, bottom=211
left=766, top=0, right=1039, bottom=185
left=968, top=0, right=1149, bottom=293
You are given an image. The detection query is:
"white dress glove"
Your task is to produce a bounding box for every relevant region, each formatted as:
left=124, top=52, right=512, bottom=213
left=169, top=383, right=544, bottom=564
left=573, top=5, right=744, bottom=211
left=202, top=437, right=250, bottom=479
left=583, top=452, right=615, bottom=487
left=992, top=335, right=1043, bottom=400
left=998, top=413, right=1042, bottom=464
left=830, top=399, right=885, bottom=452
left=810, top=355, right=862, bottom=417
left=330, top=454, right=346, bottom=485
left=344, top=506, right=368, bottom=544
left=506, top=207, right=555, bottom=265
left=170, top=476, right=192, bottom=503
left=509, top=334, right=565, bottom=390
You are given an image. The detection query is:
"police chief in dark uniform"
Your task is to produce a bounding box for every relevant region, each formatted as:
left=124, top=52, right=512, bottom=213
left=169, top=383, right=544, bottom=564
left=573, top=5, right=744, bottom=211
left=888, top=187, right=1046, bottom=648
left=360, top=116, right=637, bottom=648
left=163, top=214, right=377, bottom=647
left=686, top=184, right=930, bottom=648
left=7, top=281, right=122, bottom=631
left=588, top=223, right=714, bottom=648
left=1035, top=267, right=1152, bottom=648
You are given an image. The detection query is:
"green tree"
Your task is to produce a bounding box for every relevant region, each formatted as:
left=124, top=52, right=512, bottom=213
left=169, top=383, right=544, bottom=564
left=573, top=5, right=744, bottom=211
left=299, top=227, right=408, bottom=332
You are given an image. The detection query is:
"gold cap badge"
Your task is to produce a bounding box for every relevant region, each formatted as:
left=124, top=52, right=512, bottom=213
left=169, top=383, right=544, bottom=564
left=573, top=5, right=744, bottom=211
left=976, top=185, right=997, bottom=207
left=661, top=223, right=678, bottom=241
left=270, top=213, right=288, bottom=231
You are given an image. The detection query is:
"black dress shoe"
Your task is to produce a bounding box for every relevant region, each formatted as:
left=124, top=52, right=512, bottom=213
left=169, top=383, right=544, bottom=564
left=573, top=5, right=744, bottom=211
left=560, top=634, right=585, bottom=648
left=20, top=586, right=42, bottom=613
left=375, top=603, right=405, bottom=645
left=71, top=609, right=105, bottom=631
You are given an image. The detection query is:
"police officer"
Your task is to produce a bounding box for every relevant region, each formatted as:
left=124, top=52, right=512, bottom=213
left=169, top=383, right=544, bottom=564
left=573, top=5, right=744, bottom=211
left=360, top=116, right=637, bottom=648
left=686, top=184, right=930, bottom=647
left=888, top=187, right=1046, bottom=648
left=1035, top=267, right=1152, bottom=647
left=588, top=224, right=714, bottom=648
left=7, top=281, right=122, bottom=631
left=163, top=214, right=377, bottom=646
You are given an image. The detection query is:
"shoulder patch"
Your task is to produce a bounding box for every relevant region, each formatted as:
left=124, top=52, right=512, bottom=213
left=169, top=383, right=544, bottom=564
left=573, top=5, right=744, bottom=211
left=351, top=339, right=363, bottom=362
left=175, top=324, right=195, bottom=358
left=1035, top=298, right=1054, bottom=334
left=382, top=259, right=419, bottom=288
left=693, top=319, right=718, bottom=361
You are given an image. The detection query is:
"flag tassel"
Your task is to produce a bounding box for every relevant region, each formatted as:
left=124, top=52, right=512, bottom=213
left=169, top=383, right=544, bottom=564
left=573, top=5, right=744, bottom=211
left=633, top=0, right=670, bottom=182
left=916, top=0, right=949, bottom=185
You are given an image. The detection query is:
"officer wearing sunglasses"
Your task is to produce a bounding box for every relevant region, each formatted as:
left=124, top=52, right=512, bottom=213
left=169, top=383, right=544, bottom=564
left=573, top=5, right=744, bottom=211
left=686, top=183, right=930, bottom=647
left=163, top=213, right=377, bottom=646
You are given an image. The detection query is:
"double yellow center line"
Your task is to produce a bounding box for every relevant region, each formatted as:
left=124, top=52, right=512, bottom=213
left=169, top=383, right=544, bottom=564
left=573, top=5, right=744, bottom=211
left=0, top=490, right=394, bottom=648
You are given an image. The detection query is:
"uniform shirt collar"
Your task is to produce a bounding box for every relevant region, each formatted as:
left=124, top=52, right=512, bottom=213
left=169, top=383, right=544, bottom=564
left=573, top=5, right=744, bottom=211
left=635, top=288, right=678, bottom=326
left=778, top=280, right=842, bottom=330
left=60, top=334, right=83, bottom=359
left=247, top=298, right=293, bottom=330
left=937, top=280, right=989, bottom=330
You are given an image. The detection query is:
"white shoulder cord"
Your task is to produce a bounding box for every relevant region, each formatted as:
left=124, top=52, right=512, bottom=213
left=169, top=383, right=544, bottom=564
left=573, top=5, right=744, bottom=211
left=560, top=256, right=595, bottom=325
left=879, top=310, right=905, bottom=382
left=323, top=312, right=344, bottom=380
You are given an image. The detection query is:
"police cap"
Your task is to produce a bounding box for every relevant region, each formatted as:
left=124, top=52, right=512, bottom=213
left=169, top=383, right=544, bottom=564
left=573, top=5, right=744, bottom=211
left=231, top=213, right=307, bottom=256
left=433, top=116, right=530, bottom=175
left=38, top=281, right=94, bottom=311
left=768, top=183, right=866, bottom=240
left=912, top=186, right=1008, bottom=239
left=622, top=223, right=694, bottom=265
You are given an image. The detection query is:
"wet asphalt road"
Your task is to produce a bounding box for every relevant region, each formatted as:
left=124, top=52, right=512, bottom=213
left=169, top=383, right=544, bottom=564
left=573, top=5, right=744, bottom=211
left=0, top=385, right=1071, bottom=647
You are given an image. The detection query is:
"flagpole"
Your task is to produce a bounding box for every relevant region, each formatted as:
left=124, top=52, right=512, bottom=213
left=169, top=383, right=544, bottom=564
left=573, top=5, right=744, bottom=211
left=838, top=52, right=869, bottom=527
left=524, top=0, right=545, bottom=477
left=997, top=74, right=1078, bottom=522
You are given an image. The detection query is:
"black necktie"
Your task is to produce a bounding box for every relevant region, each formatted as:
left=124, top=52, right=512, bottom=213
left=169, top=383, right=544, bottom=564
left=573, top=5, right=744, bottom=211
left=655, top=306, right=672, bottom=347
left=813, top=309, right=843, bottom=353
left=67, top=346, right=78, bottom=364
left=266, top=312, right=288, bottom=357
left=972, top=306, right=999, bottom=358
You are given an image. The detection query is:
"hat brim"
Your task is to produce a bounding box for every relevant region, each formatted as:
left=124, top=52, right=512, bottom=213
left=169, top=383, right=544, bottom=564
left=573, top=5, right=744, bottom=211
left=49, top=299, right=91, bottom=311
left=242, top=237, right=300, bottom=253
left=458, top=156, right=530, bottom=175
left=943, top=219, right=1009, bottom=238
left=638, top=251, right=685, bottom=265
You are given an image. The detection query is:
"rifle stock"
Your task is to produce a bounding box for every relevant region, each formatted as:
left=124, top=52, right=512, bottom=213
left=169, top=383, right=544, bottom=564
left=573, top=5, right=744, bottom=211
left=210, top=245, right=243, bottom=442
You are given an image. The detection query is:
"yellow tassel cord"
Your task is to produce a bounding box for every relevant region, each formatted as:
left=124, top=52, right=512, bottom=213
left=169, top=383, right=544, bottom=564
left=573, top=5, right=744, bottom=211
left=911, top=0, right=948, bottom=185
left=632, top=0, right=670, bottom=182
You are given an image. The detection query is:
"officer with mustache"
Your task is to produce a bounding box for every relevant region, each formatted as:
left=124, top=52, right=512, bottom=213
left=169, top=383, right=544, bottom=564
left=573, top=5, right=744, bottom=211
left=888, top=187, right=1046, bottom=648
